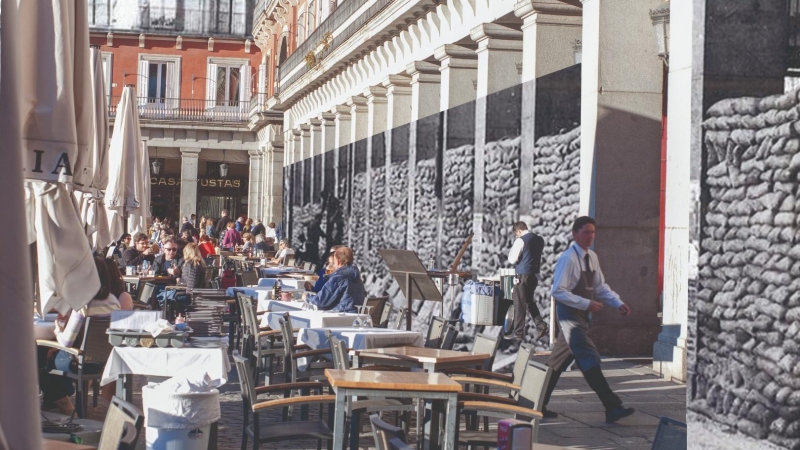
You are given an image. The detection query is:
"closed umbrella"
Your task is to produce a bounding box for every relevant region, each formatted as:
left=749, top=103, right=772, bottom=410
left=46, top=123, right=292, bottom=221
left=83, top=45, right=113, bottom=249
left=106, top=85, right=144, bottom=235
left=128, top=140, right=152, bottom=235
left=0, top=0, right=99, bottom=447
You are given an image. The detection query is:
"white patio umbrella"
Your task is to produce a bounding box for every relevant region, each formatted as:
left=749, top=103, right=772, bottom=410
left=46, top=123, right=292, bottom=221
left=82, top=45, right=113, bottom=250
left=0, top=0, right=99, bottom=446
left=106, top=85, right=144, bottom=235
left=128, top=140, right=152, bottom=235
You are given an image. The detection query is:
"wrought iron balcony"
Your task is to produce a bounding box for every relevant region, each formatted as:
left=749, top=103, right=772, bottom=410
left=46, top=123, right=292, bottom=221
left=89, top=4, right=251, bottom=38
left=108, top=96, right=250, bottom=123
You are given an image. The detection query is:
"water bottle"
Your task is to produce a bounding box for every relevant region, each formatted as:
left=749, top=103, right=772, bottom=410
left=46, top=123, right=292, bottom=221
left=428, top=256, right=435, bottom=271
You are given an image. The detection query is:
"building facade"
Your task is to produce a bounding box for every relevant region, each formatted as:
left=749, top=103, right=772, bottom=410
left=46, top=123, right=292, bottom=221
left=250, top=0, right=691, bottom=381
left=89, top=0, right=281, bottom=225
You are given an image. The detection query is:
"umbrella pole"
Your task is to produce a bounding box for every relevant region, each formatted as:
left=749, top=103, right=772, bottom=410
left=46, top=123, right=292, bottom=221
left=123, top=206, right=128, bottom=235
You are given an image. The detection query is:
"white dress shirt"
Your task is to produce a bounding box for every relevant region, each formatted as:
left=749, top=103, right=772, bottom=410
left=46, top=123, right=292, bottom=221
left=507, top=230, right=531, bottom=264
left=551, top=242, right=623, bottom=311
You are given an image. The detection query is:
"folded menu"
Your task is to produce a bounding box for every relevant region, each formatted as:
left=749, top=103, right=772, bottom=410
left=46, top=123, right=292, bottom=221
left=111, top=310, right=164, bottom=331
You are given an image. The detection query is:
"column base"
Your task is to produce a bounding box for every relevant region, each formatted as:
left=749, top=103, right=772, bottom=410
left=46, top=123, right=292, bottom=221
left=652, top=325, right=687, bottom=382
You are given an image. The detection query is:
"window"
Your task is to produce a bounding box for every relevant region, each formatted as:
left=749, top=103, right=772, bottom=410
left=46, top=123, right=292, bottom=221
left=137, top=54, right=181, bottom=109
left=297, top=12, right=306, bottom=46
left=206, top=58, right=251, bottom=111
left=307, top=0, right=316, bottom=33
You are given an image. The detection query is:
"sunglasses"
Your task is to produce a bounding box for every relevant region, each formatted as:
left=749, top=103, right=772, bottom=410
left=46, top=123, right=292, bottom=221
left=164, top=247, right=178, bottom=252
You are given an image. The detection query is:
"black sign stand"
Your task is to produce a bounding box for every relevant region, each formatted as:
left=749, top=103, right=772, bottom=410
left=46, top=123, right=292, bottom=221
left=379, top=249, right=442, bottom=331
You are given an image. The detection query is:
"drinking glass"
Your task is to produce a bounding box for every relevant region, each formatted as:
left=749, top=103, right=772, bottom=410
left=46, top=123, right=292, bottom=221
left=352, top=310, right=362, bottom=328
left=363, top=306, right=373, bottom=328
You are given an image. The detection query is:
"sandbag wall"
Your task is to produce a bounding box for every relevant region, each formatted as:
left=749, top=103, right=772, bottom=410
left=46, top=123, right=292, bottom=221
left=692, top=89, right=800, bottom=449
left=528, top=126, right=581, bottom=348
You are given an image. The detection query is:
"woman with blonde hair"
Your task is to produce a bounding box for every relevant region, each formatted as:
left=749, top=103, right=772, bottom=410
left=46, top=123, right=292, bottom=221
left=181, top=243, right=207, bottom=289
left=241, top=232, right=255, bottom=252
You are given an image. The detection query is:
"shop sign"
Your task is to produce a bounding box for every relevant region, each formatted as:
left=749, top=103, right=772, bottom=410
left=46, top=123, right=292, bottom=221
left=150, top=176, right=242, bottom=188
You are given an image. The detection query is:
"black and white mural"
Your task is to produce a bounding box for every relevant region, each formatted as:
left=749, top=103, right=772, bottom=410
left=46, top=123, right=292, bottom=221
left=284, top=66, right=581, bottom=353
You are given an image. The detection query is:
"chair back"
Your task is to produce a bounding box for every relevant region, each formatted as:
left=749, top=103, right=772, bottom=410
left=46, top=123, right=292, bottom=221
left=366, top=296, right=388, bottom=327
left=97, top=396, right=143, bottom=450
left=517, top=360, right=553, bottom=413
left=204, top=256, right=216, bottom=267
left=279, top=313, right=295, bottom=361
left=326, top=331, right=350, bottom=370
left=369, top=413, right=407, bottom=450
left=204, top=267, right=216, bottom=288
left=232, top=351, right=258, bottom=412
left=236, top=293, right=256, bottom=337
left=651, top=417, right=687, bottom=450
left=80, top=316, right=114, bottom=365
left=378, top=302, right=392, bottom=328
left=513, top=344, right=533, bottom=384
left=235, top=272, right=244, bottom=287
left=388, top=437, right=414, bottom=450
left=209, top=279, right=220, bottom=289
left=284, top=255, right=296, bottom=267
left=392, top=308, right=406, bottom=330
left=471, top=333, right=501, bottom=370
left=241, top=270, right=258, bottom=287
left=303, top=261, right=313, bottom=270
left=439, top=324, right=458, bottom=350
left=424, top=316, right=447, bottom=348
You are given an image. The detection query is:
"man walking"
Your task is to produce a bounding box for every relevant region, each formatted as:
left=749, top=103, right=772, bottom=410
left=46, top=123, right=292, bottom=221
left=215, top=209, right=231, bottom=237
left=541, top=216, right=635, bottom=423
left=505, top=222, right=548, bottom=341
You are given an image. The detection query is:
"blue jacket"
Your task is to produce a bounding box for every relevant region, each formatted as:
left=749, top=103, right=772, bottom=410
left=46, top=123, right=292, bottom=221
left=312, top=266, right=328, bottom=293
left=307, top=265, right=365, bottom=313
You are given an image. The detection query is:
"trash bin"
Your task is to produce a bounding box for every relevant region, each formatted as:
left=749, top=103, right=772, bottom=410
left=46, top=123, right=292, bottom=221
left=142, top=376, right=221, bottom=450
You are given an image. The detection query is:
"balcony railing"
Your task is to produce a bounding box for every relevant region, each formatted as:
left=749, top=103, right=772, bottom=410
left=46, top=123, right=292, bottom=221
left=250, top=92, right=269, bottom=113
left=108, top=96, right=249, bottom=123
left=276, top=0, right=396, bottom=94
left=88, top=3, right=250, bottom=37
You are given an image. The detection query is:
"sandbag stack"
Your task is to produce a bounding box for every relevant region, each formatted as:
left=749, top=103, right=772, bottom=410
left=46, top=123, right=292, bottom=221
left=442, top=144, right=475, bottom=269
left=693, top=89, right=800, bottom=448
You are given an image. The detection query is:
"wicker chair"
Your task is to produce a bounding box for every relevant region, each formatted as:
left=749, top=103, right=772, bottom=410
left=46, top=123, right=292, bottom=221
left=97, top=396, right=143, bottom=450
left=37, top=316, right=114, bottom=418
left=452, top=360, right=552, bottom=447
left=651, top=417, right=687, bottom=450
left=424, top=316, right=448, bottom=348
left=369, top=414, right=412, bottom=450
left=279, top=313, right=333, bottom=383
left=232, top=352, right=334, bottom=450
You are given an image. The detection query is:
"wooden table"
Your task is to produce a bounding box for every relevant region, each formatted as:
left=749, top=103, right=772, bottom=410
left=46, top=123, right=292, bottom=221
left=352, top=346, right=491, bottom=373
left=42, top=439, right=96, bottom=449
left=325, top=369, right=462, bottom=450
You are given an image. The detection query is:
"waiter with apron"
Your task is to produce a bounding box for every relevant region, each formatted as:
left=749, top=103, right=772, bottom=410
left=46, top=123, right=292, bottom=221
left=541, top=216, right=636, bottom=423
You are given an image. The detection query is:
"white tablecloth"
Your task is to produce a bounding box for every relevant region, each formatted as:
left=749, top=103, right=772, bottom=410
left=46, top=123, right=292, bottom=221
left=262, top=311, right=358, bottom=330
left=257, top=299, right=306, bottom=313
left=257, top=278, right=307, bottom=289
left=254, top=288, right=304, bottom=302
left=299, top=327, right=423, bottom=351
left=100, top=346, right=231, bottom=386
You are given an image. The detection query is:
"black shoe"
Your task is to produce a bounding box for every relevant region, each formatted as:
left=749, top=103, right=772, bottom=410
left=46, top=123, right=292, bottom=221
left=542, top=408, right=558, bottom=419
left=605, top=406, right=635, bottom=423
left=503, top=333, right=523, bottom=341
left=536, top=323, right=549, bottom=340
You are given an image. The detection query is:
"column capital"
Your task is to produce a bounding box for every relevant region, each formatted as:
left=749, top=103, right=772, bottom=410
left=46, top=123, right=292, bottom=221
left=292, top=128, right=303, bottom=137
left=470, top=23, right=524, bottom=48
left=331, top=104, right=351, bottom=116
left=248, top=149, right=263, bottom=158
left=406, top=61, right=441, bottom=85
left=308, top=118, right=322, bottom=128
left=382, top=74, right=412, bottom=88
left=346, top=95, right=368, bottom=107
left=363, top=86, right=389, bottom=101
left=180, top=147, right=201, bottom=156
left=318, top=112, right=337, bottom=124
left=514, top=0, right=582, bottom=21
left=299, top=124, right=311, bottom=132
left=434, top=44, right=478, bottom=62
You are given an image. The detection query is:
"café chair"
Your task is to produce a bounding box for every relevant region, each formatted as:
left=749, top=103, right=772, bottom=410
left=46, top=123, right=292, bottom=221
left=369, top=414, right=413, bottom=450
left=233, top=352, right=334, bottom=450
left=439, top=324, right=458, bottom=351
left=651, top=417, right=687, bottom=450
left=424, top=316, right=448, bottom=348
left=238, top=293, right=285, bottom=385
left=96, top=396, right=143, bottom=450
left=391, top=308, right=408, bottom=330
left=241, top=270, right=259, bottom=287
left=444, top=343, right=532, bottom=392
left=279, top=313, right=333, bottom=383
left=378, top=302, right=392, bottom=328
left=303, top=262, right=313, bottom=270
left=328, top=335, right=414, bottom=450
left=365, top=296, right=388, bottom=328
left=36, top=316, right=114, bottom=418
left=452, top=360, right=551, bottom=447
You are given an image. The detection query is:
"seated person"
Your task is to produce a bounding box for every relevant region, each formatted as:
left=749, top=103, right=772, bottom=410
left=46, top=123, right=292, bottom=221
left=120, top=232, right=156, bottom=270
left=241, top=233, right=255, bottom=252
left=264, top=237, right=276, bottom=252
left=270, top=239, right=295, bottom=264
left=180, top=243, right=207, bottom=289
left=152, top=237, right=183, bottom=277
left=306, top=247, right=365, bottom=313
left=198, top=234, right=216, bottom=258
left=254, top=234, right=271, bottom=253
left=305, top=245, right=342, bottom=293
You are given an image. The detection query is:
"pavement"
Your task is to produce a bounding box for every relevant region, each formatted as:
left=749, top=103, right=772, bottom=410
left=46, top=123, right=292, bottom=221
left=71, top=354, right=685, bottom=449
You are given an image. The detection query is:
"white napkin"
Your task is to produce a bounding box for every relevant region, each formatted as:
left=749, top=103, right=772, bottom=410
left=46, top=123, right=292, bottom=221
left=143, top=319, right=174, bottom=337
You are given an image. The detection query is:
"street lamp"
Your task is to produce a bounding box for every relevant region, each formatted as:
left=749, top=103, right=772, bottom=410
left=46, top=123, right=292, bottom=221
left=649, top=2, right=670, bottom=66
left=220, top=149, right=229, bottom=178
left=572, top=39, right=582, bottom=65
left=151, top=148, right=162, bottom=175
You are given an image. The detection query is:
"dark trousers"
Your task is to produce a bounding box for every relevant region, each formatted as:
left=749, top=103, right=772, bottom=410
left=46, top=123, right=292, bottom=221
left=511, top=274, right=542, bottom=336
left=543, top=328, right=622, bottom=411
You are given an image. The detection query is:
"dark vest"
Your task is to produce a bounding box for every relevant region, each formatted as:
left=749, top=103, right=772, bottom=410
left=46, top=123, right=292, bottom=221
left=515, top=232, right=543, bottom=275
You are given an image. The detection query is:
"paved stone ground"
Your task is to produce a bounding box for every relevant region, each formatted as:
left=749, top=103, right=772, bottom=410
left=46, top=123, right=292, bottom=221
left=69, top=354, right=685, bottom=449
left=687, top=411, right=780, bottom=450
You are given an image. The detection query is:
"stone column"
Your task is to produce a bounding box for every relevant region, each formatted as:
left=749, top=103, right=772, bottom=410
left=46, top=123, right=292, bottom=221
left=264, top=141, right=285, bottom=223
left=247, top=149, right=264, bottom=220
left=348, top=95, right=369, bottom=144
left=579, top=0, right=664, bottom=354
left=383, top=75, right=413, bottom=130
left=300, top=124, right=311, bottom=205
left=436, top=44, right=478, bottom=153
left=470, top=23, right=523, bottom=273
left=407, top=61, right=441, bottom=122
left=383, top=74, right=415, bottom=249
left=332, top=105, right=352, bottom=148
left=319, top=112, right=336, bottom=196
left=364, top=86, right=389, bottom=137
left=514, top=0, right=582, bottom=221
left=179, top=147, right=201, bottom=218
left=291, top=128, right=302, bottom=164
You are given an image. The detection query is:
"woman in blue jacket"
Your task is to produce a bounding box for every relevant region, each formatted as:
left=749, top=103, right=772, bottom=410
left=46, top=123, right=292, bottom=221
left=306, top=246, right=365, bottom=313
